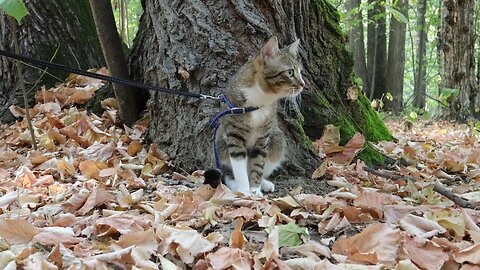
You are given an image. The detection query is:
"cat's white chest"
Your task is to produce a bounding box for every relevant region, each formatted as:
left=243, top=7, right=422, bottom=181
left=249, top=107, right=270, bottom=127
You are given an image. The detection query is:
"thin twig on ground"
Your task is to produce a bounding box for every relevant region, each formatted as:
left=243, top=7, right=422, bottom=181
left=362, top=166, right=417, bottom=182
left=286, top=189, right=314, bottom=215
left=433, top=180, right=478, bottom=209
left=363, top=166, right=478, bottom=209
left=11, top=18, right=37, bottom=150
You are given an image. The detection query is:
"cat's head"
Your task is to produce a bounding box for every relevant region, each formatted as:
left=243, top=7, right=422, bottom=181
left=258, top=36, right=305, bottom=98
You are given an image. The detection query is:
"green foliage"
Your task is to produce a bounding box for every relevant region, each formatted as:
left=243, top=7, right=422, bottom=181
left=471, top=121, right=480, bottom=136
left=439, top=87, right=459, bottom=105
left=370, top=92, right=393, bottom=111
left=110, top=0, right=143, bottom=47
left=278, top=222, right=309, bottom=247
left=387, top=4, right=408, bottom=24
left=329, top=0, right=452, bottom=117
left=408, top=111, right=418, bottom=121
left=403, top=0, right=442, bottom=114
left=0, top=0, right=28, bottom=22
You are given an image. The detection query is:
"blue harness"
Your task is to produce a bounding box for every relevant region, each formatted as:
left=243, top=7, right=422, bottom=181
left=210, top=95, right=258, bottom=169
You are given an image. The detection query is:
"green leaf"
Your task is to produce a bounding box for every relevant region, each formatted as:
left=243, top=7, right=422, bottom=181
left=378, top=99, right=384, bottom=109
left=278, top=222, right=309, bottom=247
left=0, top=0, right=28, bottom=22
left=404, top=180, right=422, bottom=203
left=386, top=92, right=393, bottom=101
left=439, top=87, right=459, bottom=100
left=409, top=111, right=418, bottom=121
left=474, top=121, right=480, bottom=130
left=421, top=185, right=441, bottom=205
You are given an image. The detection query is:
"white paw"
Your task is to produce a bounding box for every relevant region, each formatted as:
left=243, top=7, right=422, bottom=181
left=225, top=176, right=251, bottom=195
left=223, top=176, right=237, bottom=191
left=238, top=188, right=251, bottom=196
left=250, top=186, right=263, bottom=197
left=261, top=179, right=275, bottom=193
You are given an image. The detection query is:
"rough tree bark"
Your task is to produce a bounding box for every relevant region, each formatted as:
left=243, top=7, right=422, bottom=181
left=346, top=0, right=369, bottom=93
left=367, top=0, right=387, bottom=100
left=0, top=0, right=104, bottom=123
left=129, top=0, right=393, bottom=185
left=439, top=0, right=479, bottom=119
left=385, top=0, right=408, bottom=113
left=413, top=0, right=427, bottom=110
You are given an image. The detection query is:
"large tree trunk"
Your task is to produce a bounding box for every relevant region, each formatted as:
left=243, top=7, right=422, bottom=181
left=367, top=0, right=387, bottom=100
left=439, top=0, right=479, bottom=119
left=130, top=0, right=393, bottom=183
left=346, top=0, right=369, bottom=94
left=0, top=0, right=104, bottom=123
left=385, top=0, right=408, bottom=113
left=413, top=0, right=428, bottom=110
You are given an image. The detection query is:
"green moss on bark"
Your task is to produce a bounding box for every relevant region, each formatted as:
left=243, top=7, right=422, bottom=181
left=358, top=143, right=386, bottom=165
left=333, top=94, right=391, bottom=165
left=291, top=117, right=315, bottom=152
left=353, top=94, right=393, bottom=142
left=315, top=0, right=344, bottom=37
left=302, top=0, right=393, bottom=167
left=303, top=90, right=392, bottom=165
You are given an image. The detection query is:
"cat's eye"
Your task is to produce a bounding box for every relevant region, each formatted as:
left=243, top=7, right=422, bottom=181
left=285, top=69, right=294, bottom=77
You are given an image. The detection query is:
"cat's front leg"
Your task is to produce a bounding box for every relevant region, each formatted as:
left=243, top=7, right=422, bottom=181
left=229, top=157, right=250, bottom=195
left=225, top=128, right=251, bottom=195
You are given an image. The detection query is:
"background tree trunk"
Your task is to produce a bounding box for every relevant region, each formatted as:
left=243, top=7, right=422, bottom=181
left=367, top=0, right=387, bottom=100
left=413, top=0, right=427, bottom=110
left=89, top=0, right=141, bottom=126
left=129, top=0, right=393, bottom=187
left=346, top=0, right=369, bottom=93
left=0, top=0, right=104, bottom=123
left=439, top=0, right=478, bottom=119
left=385, top=0, right=408, bottom=113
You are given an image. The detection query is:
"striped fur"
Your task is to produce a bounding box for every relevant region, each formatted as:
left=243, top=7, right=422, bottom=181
left=216, top=36, right=304, bottom=196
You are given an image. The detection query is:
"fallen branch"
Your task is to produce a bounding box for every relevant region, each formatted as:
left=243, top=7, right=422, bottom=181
left=363, top=166, right=478, bottom=209
left=433, top=180, right=478, bottom=209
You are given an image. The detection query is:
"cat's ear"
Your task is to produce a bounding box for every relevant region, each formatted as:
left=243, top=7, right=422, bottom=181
left=261, top=36, right=280, bottom=60
left=288, top=39, right=300, bottom=56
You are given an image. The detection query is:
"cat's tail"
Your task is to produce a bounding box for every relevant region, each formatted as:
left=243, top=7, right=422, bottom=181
left=203, top=168, right=221, bottom=188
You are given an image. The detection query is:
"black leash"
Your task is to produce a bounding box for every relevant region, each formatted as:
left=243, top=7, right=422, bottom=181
left=0, top=49, right=220, bottom=100
left=0, top=49, right=259, bottom=170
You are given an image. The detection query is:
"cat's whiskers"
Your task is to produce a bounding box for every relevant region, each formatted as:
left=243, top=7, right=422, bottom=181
left=282, top=88, right=301, bottom=115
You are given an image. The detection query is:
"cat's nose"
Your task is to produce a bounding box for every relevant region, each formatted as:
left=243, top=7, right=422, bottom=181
left=299, top=78, right=305, bottom=88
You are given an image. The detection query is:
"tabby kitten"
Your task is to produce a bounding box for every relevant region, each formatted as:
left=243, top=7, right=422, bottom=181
left=216, top=36, right=305, bottom=196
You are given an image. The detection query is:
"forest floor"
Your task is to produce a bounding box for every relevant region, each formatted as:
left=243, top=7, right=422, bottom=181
left=0, top=74, right=480, bottom=270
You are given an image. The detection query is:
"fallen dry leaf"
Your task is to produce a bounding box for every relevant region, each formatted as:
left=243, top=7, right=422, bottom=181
left=206, top=247, right=253, bottom=269
left=2, top=70, right=480, bottom=268
left=332, top=223, right=401, bottom=266
left=404, top=236, right=449, bottom=270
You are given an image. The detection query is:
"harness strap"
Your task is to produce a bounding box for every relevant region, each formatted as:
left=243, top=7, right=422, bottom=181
left=211, top=95, right=258, bottom=169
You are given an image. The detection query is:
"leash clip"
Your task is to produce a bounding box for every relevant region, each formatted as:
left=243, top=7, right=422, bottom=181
left=230, top=107, right=246, bottom=114
left=199, top=94, right=221, bottom=100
